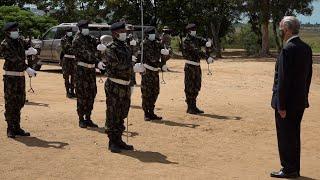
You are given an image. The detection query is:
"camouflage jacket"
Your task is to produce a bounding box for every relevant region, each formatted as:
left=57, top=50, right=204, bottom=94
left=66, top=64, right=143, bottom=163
left=105, top=39, right=132, bottom=81
left=143, top=39, right=164, bottom=68
left=182, top=34, right=209, bottom=62
left=61, top=35, right=74, bottom=56
left=0, top=36, right=28, bottom=71
left=72, top=33, right=100, bottom=65
left=126, top=34, right=140, bottom=57
left=161, top=33, right=172, bottom=49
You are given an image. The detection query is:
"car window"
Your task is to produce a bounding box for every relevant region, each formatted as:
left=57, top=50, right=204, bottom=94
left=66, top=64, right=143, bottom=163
left=89, top=27, right=111, bottom=38
left=43, top=28, right=57, bottom=40
left=55, top=28, right=67, bottom=39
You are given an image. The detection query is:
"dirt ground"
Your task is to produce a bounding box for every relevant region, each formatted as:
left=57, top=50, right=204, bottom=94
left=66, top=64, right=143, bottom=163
left=0, top=58, right=319, bottom=180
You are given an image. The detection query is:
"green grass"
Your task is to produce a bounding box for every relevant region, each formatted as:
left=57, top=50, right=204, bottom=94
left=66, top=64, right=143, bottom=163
left=169, top=29, right=320, bottom=54
left=299, top=30, right=320, bottom=53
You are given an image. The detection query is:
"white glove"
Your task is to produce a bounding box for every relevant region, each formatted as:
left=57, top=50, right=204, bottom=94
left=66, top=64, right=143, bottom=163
left=162, top=65, right=168, bottom=72
left=132, top=55, right=137, bottom=62
left=26, top=67, right=37, bottom=77
left=207, top=57, right=214, bottom=64
left=161, top=48, right=170, bottom=56
left=97, top=44, right=107, bottom=52
left=206, top=41, right=212, bottom=48
left=25, top=47, right=38, bottom=55
left=133, top=63, right=146, bottom=73
left=98, top=62, right=106, bottom=70
left=130, top=39, right=137, bottom=46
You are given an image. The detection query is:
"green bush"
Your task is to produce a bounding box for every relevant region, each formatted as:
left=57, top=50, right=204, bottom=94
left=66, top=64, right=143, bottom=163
left=223, top=24, right=278, bottom=55
left=0, top=6, right=58, bottom=40
left=239, top=25, right=261, bottom=55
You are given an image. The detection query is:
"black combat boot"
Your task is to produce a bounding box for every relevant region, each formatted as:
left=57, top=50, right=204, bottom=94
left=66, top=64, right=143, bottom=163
left=79, top=116, right=87, bottom=128
left=85, top=115, right=98, bottom=128
left=7, top=123, right=16, bottom=138
left=149, top=110, right=162, bottom=120
left=186, top=102, right=198, bottom=114
left=108, top=135, right=121, bottom=153
left=117, top=134, right=134, bottom=150
left=144, top=110, right=152, bottom=121
left=194, top=104, right=204, bottom=114
left=14, top=124, right=30, bottom=137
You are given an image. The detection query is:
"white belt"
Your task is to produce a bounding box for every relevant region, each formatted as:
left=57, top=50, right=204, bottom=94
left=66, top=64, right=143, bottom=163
left=77, top=62, right=95, bottom=69
left=185, top=60, right=200, bottom=66
left=108, top=77, right=131, bottom=86
left=64, top=54, right=75, bottom=59
left=143, top=64, right=160, bottom=72
left=4, top=71, right=25, bottom=77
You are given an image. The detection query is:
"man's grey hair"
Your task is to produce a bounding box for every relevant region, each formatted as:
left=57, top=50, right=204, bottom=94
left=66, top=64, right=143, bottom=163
left=282, top=16, right=301, bottom=35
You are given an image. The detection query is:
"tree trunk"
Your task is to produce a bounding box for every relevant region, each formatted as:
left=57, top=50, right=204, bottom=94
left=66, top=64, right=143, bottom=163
left=272, top=20, right=282, bottom=53
left=179, top=34, right=184, bottom=56
left=260, top=0, right=270, bottom=57
left=210, top=22, right=222, bottom=58
left=260, top=21, right=270, bottom=56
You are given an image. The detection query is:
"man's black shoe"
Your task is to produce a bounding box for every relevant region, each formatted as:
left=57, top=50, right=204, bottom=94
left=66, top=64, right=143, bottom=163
left=270, top=170, right=299, bottom=178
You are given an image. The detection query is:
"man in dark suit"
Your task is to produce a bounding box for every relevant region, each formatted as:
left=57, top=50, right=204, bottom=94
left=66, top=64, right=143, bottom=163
left=271, top=16, right=313, bottom=179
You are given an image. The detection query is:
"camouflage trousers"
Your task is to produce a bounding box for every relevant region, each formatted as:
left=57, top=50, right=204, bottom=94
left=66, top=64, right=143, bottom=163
left=3, top=76, right=26, bottom=127
left=76, top=66, right=97, bottom=118
left=130, top=70, right=136, bottom=87
left=141, top=70, right=160, bottom=112
left=62, top=57, right=76, bottom=92
left=129, top=62, right=137, bottom=86
left=184, top=64, right=202, bottom=106
left=105, top=79, right=131, bottom=138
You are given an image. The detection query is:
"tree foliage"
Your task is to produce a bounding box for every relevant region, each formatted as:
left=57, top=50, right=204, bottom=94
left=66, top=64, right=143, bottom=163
left=0, top=6, right=58, bottom=40
left=243, top=0, right=314, bottom=56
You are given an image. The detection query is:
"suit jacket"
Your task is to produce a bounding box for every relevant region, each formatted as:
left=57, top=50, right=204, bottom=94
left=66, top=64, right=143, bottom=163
left=271, top=37, right=313, bottom=111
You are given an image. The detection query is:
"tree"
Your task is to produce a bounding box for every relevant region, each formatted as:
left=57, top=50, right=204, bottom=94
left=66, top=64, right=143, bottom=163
left=270, top=0, right=313, bottom=52
left=244, top=0, right=314, bottom=56
left=193, top=0, right=242, bottom=58
left=0, top=6, right=58, bottom=40
left=106, top=0, right=155, bottom=24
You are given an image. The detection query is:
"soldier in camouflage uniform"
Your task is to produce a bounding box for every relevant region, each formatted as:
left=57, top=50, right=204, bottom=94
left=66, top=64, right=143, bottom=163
left=141, top=27, right=169, bottom=121
left=61, top=27, right=76, bottom=98
left=72, top=20, right=106, bottom=128
left=102, top=21, right=134, bottom=153
left=160, top=26, right=172, bottom=67
left=126, top=24, right=140, bottom=86
left=183, top=23, right=213, bottom=114
left=0, top=22, right=37, bottom=138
